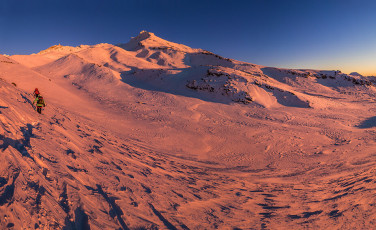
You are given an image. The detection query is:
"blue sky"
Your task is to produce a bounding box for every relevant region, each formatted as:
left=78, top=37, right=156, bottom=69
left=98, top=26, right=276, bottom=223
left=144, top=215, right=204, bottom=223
left=1, top=0, right=376, bottom=75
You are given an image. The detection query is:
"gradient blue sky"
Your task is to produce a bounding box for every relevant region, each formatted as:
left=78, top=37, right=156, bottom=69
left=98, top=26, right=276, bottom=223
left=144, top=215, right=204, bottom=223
left=1, top=0, right=376, bottom=75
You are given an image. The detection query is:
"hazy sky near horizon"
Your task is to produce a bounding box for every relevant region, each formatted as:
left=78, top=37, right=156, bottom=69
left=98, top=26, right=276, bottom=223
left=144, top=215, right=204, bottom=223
left=1, top=0, right=376, bottom=75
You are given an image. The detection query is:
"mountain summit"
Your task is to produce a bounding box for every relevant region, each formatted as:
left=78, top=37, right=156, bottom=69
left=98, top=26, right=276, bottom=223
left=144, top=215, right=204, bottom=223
left=118, top=30, right=198, bottom=53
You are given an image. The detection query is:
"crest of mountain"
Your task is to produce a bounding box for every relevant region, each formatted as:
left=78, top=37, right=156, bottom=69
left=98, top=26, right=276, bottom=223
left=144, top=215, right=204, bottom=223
left=10, top=31, right=376, bottom=109
left=117, top=30, right=198, bottom=53
left=37, top=44, right=90, bottom=55
left=11, top=44, right=90, bottom=68
left=349, top=72, right=363, bottom=77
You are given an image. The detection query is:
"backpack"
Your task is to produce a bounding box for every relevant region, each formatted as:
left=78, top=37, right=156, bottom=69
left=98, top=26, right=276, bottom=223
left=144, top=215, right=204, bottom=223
left=37, top=96, right=44, bottom=104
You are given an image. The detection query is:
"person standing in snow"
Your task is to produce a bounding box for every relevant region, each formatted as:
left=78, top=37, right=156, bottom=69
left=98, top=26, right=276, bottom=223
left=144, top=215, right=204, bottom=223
left=33, top=88, right=40, bottom=98
left=33, top=95, right=46, bottom=114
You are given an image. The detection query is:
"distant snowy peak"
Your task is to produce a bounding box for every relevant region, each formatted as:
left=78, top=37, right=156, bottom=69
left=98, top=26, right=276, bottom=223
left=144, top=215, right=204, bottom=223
left=349, top=72, right=363, bottom=77
left=38, top=44, right=90, bottom=55
left=118, top=30, right=200, bottom=53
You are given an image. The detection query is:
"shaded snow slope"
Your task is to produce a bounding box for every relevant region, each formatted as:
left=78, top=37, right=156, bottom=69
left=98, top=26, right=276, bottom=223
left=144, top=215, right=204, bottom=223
left=3, top=32, right=376, bottom=229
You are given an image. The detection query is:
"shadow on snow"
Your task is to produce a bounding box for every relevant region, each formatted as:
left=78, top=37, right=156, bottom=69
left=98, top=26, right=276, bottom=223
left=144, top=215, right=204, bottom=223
left=357, top=116, right=376, bottom=129
left=0, top=124, right=35, bottom=160
left=120, top=66, right=233, bottom=105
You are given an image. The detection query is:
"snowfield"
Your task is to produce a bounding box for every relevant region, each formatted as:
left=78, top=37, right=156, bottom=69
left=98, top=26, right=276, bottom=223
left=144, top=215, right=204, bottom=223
left=2, top=31, right=376, bottom=229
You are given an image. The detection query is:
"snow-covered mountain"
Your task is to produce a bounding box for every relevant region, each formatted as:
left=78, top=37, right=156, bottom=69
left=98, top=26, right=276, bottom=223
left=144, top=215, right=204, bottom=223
left=3, top=31, right=376, bottom=229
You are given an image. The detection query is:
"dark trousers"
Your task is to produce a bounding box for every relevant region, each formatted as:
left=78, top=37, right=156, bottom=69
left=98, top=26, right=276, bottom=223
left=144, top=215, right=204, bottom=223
left=37, top=106, right=42, bottom=114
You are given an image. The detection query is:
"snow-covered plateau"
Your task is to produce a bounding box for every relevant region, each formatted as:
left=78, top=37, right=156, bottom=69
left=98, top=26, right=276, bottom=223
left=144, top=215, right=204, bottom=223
left=2, top=31, right=376, bottom=229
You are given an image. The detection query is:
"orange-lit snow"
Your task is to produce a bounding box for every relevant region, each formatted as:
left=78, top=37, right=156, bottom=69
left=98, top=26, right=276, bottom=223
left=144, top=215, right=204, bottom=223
left=1, top=31, right=376, bottom=229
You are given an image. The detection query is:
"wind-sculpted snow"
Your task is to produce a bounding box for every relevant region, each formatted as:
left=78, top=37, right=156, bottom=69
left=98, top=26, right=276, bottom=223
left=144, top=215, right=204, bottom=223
left=1, top=79, right=264, bottom=229
left=2, top=32, right=376, bottom=229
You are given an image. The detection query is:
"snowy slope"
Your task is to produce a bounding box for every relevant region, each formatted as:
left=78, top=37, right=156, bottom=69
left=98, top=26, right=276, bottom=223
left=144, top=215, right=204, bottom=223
left=11, top=44, right=90, bottom=68
left=26, top=31, right=376, bottom=110
left=2, top=32, right=376, bottom=229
